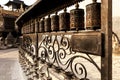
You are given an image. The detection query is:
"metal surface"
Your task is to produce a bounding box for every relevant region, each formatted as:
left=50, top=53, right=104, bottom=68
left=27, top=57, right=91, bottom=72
left=86, top=2, right=101, bottom=30
left=31, top=20, right=35, bottom=33
left=51, top=13, right=59, bottom=31
left=44, top=16, right=51, bottom=32
left=39, top=18, right=44, bottom=33
left=70, top=9, right=84, bottom=30
left=59, top=11, right=70, bottom=31
left=71, top=32, right=102, bottom=56
left=35, top=19, right=39, bottom=33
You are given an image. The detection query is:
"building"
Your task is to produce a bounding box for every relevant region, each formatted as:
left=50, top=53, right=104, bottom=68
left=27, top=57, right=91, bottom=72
left=5, top=0, right=28, bottom=11
left=0, top=0, right=28, bottom=49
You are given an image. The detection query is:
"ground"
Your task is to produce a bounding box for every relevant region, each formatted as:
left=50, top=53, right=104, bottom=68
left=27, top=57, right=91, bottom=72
left=0, top=48, right=26, bottom=80
left=0, top=48, right=120, bottom=80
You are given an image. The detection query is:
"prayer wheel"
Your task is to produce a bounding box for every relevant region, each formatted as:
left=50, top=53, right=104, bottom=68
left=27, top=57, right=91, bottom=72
left=59, top=8, right=70, bottom=31
left=22, top=24, right=25, bottom=34
left=30, top=23, right=32, bottom=33
left=24, top=26, right=27, bottom=34
left=51, top=12, right=59, bottom=31
left=39, top=18, right=44, bottom=33
left=86, top=0, right=101, bottom=30
left=28, top=23, right=30, bottom=33
left=44, top=15, right=51, bottom=32
left=23, top=27, right=25, bottom=34
left=33, top=21, right=35, bottom=33
left=25, top=25, right=29, bottom=33
left=31, top=20, right=35, bottom=33
left=24, top=24, right=27, bottom=34
left=22, top=26, right=24, bottom=34
left=70, top=3, right=84, bottom=30
left=27, top=22, right=32, bottom=32
left=35, top=19, right=39, bottom=33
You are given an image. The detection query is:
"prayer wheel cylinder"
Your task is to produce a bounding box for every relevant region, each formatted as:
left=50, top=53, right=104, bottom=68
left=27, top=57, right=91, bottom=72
left=31, top=21, right=35, bottom=33
left=59, top=12, right=70, bottom=31
left=32, top=24, right=35, bottom=33
left=28, top=24, right=30, bottom=33
left=86, top=3, right=101, bottom=30
left=31, top=21, right=33, bottom=33
left=35, top=19, right=39, bottom=33
left=26, top=24, right=27, bottom=33
left=51, top=14, right=59, bottom=31
left=44, top=16, right=51, bottom=32
left=25, top=25, right=27, bottom=34
left=23, top=27, right=25, bottom=34
left=22, top=27, right=24, bottom=34
left=30, top=22, right=32, bottom=33
left=70, top=9, right=84, bottom=30
left=24, top=24, right=26, bottom=33
left=39, top=18, right=44, bottom=33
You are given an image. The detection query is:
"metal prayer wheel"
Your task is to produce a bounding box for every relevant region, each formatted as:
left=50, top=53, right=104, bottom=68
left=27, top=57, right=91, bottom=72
left=21, top=27, right=23, bottom=34
left=30, top=22, right=32, bottom=33
left=31, top=20, right=35, bottom=33
left=22, top=26, right=24, bottom=34
left=23, top=27, right=25, bottom=34
left=35, top=19, right=39, bottom=33
left=22, top=24, right=25, bottom=34
left=86, top=1, right=101, bottom=30
left=51, top=12, right=59, bottom=31
left=25, top=24, right=27, bottom=33
left=33, top=22, right=35, bottom=33
left=25, top=26, right=27, bottom=34
left=59, top=8, right=70, bottom=31
left=28, top=23, right=30, bottom=33
left=44, top=15, right=51, bottom=32
left=70, top=3, right=84, bottom=30
left=31, top=21, right=33, bottom=33
left=39, top=18, right=44, bottom=33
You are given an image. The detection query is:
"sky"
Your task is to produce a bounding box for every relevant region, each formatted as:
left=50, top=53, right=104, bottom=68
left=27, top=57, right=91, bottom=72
left=0, top=0, right=120, bottom=17
left=0, top=0, right=37, bottom=5
left=112, top=0, right=120, bottom=17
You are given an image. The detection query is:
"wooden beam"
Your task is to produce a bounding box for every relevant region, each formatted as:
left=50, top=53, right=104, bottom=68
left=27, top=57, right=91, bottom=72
left=101, top=0, right=112, bottom=80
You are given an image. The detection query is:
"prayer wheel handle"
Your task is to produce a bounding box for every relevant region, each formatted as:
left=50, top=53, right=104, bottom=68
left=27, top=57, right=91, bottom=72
left=92, top=0, right=97, bottom=3
left=75, top=2, right=79, bottom=9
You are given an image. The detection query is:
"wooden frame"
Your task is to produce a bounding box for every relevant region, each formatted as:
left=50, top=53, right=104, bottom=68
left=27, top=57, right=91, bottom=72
left=101, top=0, right=112, bottom=80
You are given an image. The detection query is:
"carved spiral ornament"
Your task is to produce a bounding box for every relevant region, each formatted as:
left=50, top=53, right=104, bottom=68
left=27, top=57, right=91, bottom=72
left=22, top=36, right=35, bottom=56
left=38, top=35, right=100, bottom=79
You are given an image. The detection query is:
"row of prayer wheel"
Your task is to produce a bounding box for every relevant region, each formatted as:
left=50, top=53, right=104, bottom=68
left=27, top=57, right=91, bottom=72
left=22, top=26, right=35, bottom=34
left=22, top=0, right=101, bottom=34
left=22, top=20, right=35, bottom=34
left=38, top=1, right=101, bottom=33
left=38, top=5, right=85, bottom=32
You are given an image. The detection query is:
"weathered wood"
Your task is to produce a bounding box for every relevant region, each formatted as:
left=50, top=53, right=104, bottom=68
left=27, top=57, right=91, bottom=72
left=71, top=32, right=102, bottom=56
left=101, top=0, right=112, bottom=80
